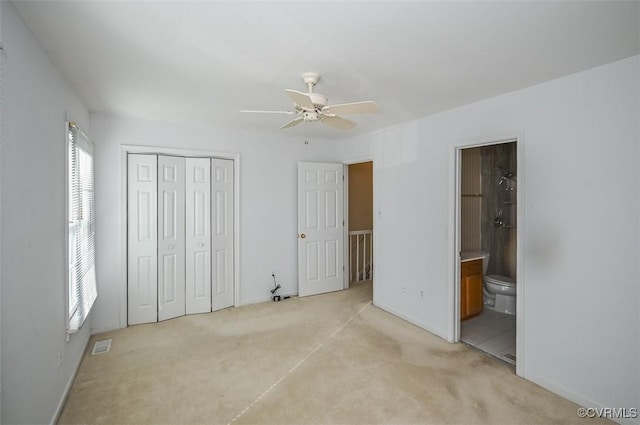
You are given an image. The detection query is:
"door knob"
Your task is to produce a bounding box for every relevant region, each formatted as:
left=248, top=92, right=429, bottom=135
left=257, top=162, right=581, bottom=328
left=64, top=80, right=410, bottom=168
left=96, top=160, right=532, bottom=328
left=300, top=233, right=306, bottom=239
left=199, top=243, right=205, bottom=248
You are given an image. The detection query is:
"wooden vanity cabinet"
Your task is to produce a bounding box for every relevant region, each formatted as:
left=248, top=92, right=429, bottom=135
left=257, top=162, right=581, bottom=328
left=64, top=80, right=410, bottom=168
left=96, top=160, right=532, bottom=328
left=461, top=259, right=483, bottom=320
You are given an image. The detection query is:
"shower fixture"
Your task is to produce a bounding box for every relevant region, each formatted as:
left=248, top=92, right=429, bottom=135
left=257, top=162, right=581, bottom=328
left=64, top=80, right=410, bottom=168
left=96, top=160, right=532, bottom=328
left=494, top=209, right=505, bottom=228
left=496, top=166, right=516, bottom=185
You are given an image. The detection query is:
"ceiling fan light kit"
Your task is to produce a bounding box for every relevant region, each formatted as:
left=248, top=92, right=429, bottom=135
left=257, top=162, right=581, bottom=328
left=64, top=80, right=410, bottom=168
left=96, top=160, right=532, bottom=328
left=241, top=72, right=379, bottom=130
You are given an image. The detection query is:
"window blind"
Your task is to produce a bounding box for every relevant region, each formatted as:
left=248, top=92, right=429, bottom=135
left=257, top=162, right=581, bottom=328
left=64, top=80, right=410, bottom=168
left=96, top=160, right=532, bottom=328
left=68, top=122, right=97, bottom=333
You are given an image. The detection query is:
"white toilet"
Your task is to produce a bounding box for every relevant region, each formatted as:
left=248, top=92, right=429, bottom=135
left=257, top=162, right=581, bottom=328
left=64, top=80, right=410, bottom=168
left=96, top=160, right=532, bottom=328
left=484, top=274, right=516, bottom=315
left=461, top=251, right=516, bottom=315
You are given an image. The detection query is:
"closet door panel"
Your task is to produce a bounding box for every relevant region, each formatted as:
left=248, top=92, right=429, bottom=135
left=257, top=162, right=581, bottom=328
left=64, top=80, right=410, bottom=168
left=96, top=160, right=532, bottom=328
left=158, top=155, right=186, bottom=321
left=185, top=158, right=212, bottom=314
left=212, top=158, right=234, bottom=311
left=127, top=154, right=158, bottom=325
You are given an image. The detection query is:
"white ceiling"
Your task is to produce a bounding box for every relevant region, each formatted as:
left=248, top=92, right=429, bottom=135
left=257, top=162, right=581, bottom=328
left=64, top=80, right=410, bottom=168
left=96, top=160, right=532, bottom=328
left=13, top=1, right=640, bottom=139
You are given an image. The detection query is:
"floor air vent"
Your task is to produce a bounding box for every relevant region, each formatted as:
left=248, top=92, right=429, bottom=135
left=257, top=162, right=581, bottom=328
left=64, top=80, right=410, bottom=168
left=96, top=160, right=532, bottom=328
left=91, top=339, right=112, bottom=355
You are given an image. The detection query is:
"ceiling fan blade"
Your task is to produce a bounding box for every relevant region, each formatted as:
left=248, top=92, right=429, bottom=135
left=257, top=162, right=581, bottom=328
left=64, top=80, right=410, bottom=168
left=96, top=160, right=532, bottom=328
left=322, top=101, right=378, bottom=115
left=280, top=116, right=304, bottom=129
left=285, top=89, right=315, bottom=110
left=320, top=115, right=357, bottom=130
left=240, top=110, right=295, bottom=114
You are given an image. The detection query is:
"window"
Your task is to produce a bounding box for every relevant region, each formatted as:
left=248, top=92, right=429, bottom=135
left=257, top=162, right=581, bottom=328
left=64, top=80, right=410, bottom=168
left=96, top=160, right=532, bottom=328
left=67, top=122, right=97, bottom=333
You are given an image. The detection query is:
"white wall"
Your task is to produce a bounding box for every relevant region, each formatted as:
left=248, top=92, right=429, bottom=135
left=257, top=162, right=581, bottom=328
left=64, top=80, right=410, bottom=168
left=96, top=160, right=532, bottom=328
left=340, top=56, right=640, bottom=422
left=0, top=3, right=92, bottom=424
left=90, top=114, right=343, bottom=332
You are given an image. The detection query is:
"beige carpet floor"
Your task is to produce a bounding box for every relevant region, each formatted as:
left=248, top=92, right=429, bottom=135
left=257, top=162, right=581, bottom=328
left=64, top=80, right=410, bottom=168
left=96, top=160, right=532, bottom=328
left=59, top=281, right=607, bottom=425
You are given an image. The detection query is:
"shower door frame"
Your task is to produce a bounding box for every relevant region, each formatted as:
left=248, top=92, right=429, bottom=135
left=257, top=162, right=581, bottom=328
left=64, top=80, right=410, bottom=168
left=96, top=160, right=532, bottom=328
left=449, top=135, right=524, bottom=378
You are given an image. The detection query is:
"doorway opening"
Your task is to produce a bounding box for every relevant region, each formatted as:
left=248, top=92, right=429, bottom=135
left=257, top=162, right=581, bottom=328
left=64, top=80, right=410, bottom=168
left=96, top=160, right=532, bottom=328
left=456, top=141, right=519, bottom=368
left=346, top=161, right=373, bottom=292
left=296, top=160, right=374, bottom=300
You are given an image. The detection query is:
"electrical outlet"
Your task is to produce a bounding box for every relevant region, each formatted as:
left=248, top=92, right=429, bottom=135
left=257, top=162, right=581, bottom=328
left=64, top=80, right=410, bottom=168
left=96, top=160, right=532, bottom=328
left=420, top=290, right=424, bottom=299
left=402, top=286, right=407, bottom=294
left=57, top=352, right=61, bottom=369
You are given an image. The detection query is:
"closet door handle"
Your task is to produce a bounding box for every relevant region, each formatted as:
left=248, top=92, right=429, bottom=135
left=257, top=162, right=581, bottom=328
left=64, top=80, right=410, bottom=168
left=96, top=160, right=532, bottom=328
left=168, top=245, right=174, bottom=250
left=199, top=243, right=205, bottom=248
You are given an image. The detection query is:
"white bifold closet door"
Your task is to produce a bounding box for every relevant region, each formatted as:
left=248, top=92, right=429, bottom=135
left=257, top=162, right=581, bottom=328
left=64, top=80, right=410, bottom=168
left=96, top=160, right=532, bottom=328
left=211, top=158, right=234, bottom=312
left=157, top=155, right=186, bottom=321
left=185, top=158, right=212, bottom=314
left=128, top=154, right=234, bottom=325
left=128, top=154, right=159, bottom=325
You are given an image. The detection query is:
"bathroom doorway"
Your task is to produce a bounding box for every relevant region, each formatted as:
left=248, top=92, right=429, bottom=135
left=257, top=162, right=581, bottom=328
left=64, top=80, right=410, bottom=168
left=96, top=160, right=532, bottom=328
left=455, top=140, right=519, bottom=368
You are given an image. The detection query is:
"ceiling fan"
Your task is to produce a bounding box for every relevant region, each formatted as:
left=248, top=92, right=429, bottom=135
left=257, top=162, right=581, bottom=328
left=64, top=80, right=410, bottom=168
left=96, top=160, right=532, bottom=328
left=240, top=72, right=379, bottom=130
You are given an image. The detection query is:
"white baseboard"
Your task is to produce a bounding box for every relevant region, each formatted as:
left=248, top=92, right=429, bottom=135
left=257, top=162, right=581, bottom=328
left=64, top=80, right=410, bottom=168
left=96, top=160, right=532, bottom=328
left=91, top=324, right=124, bottom=334
left=375, top=302, right=638, bottom=425
left=93, top=293, right=301, bottom=335
left=241, top=292, right=298, bottom=306
left=525, top=374, right=639, bottom=425
left=50, top=337, right=90, bottom=425
left=374, top=301, right=449, bottom=341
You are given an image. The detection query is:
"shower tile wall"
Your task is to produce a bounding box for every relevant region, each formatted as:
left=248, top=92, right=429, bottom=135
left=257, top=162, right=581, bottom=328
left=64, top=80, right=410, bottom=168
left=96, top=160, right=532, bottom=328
left=461, top=143, right=517, bottom=277
left=481, top=142, right=517, bottom=277
left=461, top=149, right=482, bottom=252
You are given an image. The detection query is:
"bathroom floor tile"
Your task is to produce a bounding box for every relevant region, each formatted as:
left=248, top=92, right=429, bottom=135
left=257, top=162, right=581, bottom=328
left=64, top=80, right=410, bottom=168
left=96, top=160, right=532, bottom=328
left=459, top=328, right=489, bottom=346
left=473, top=309, right=506, bottom=324
left=461, top=309, right=516, bottom=366
left=461, top=322, right=500, bottom=344
left=476, top=329, right=515, bottom=354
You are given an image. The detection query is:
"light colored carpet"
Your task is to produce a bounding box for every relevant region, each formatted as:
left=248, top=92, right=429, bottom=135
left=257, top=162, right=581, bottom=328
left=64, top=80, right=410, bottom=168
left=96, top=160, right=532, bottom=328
left=59, top=281, right=607, bottom=425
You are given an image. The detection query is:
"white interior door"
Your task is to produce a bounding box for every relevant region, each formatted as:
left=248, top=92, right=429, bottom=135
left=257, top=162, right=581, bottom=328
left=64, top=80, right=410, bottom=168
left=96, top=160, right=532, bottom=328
left=127, top=154, right=158, bottom=325
left=298, top=162, right=344, bottom=297
left=211, top=158, right=234, bottom=311
left=185, top=158, right=212, bottom=314
left=158, top=155, right=186, bottom=321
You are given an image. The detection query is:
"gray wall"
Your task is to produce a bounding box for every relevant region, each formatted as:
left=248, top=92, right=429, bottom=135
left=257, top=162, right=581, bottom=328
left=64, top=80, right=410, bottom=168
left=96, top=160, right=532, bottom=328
left=1, top=3, right=91, bottom=423
left=480, top=142, right=517, bottom=277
